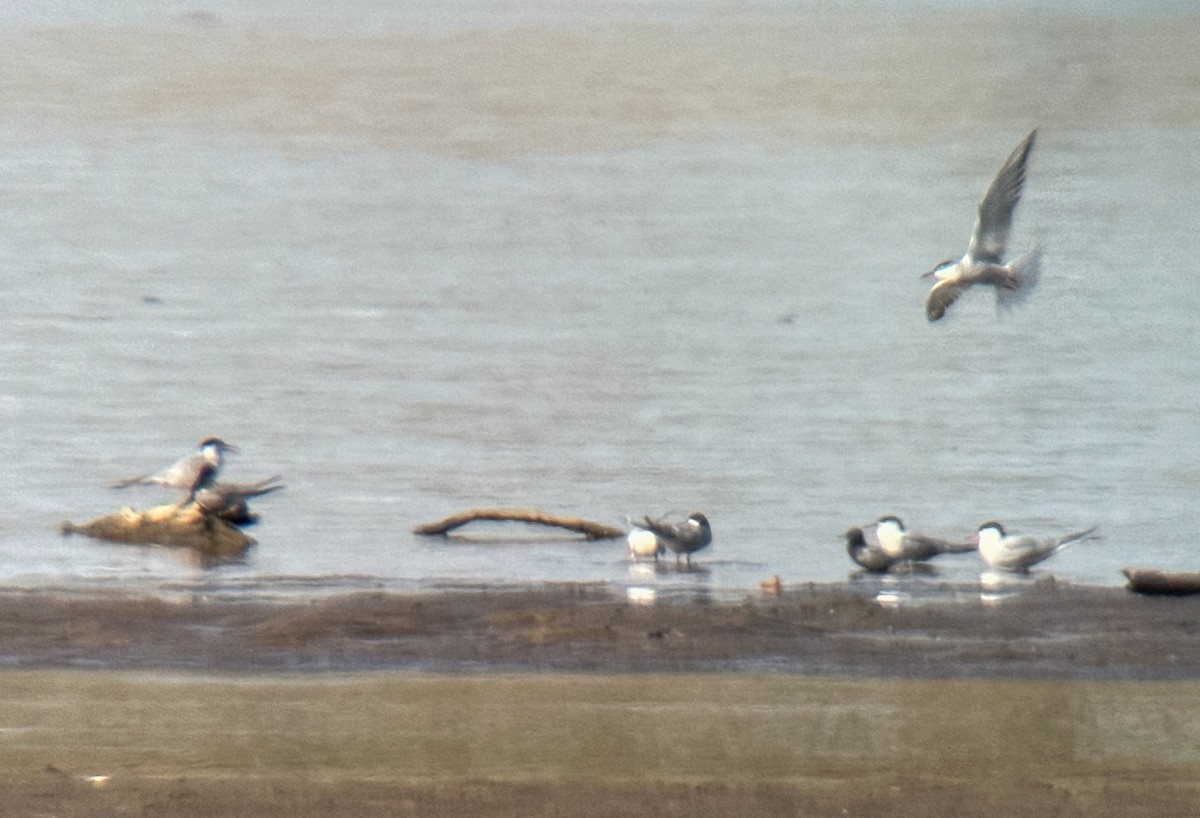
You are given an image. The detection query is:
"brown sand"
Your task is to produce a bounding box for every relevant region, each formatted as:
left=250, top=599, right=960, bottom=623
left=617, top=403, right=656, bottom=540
left=1, top=672, right=1198, bottom=817
left=1, top=582, right=1199, bottom=815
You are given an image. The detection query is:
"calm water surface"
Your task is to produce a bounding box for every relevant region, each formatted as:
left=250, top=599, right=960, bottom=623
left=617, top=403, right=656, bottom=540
left=1, top=1, right=1198, bottom=596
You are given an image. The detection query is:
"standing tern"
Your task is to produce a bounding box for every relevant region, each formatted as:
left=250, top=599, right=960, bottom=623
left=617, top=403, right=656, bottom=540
left=111, top=437, right=238, bottom=506
left=637, top=512, right=712, bottom=566
left=845, top=515, right=973, bottom=573
left=922, top=128, right=1042, bottom=321
left=972, top=521, right=1100, bottom=573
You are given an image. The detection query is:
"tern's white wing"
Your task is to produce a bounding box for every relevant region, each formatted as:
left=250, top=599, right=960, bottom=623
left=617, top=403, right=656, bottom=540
left=112, top=451, right=201, bottom=490
left=152, top=451, right=207, bottom=489
left=967, top=129, right=1036, bottom=265
left=995, top=535, right=1060, bottom=569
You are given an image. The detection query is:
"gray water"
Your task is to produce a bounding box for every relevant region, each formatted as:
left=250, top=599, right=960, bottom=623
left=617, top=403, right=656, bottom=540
left=1, top=1, right=1198, bottom=596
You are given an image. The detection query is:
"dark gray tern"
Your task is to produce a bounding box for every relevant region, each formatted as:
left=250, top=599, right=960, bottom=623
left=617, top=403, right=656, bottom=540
left=195, top=475, right=284, bottom=525
left=637, top=512, right=712, bottom=566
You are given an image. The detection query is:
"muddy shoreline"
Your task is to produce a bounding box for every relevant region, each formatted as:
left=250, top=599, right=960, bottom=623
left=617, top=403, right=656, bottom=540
left=1, top=580, right=1197, bottom=678
left=4, top=582, right=1200, bottom=817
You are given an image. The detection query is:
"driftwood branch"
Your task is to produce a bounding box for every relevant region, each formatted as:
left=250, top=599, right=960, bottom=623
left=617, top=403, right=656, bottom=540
left=1123, top=568, right=1200, bottom=596
left=414, top=508, right=624, bottom=541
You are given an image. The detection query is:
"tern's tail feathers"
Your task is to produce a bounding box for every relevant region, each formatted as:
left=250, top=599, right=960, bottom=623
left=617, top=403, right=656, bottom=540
left=1057, top=525, right=1101, bottom=548
left=110, top=475, right=149, bottom=490
left=639, top=515, right=661, bottom=533
left=929, top=535, right=979, bottom=556
left=239, top=475, right=285, bottom=495
left=996, top=246, right=1042, bottom=311
left=220, top=479, right=285, bottom=500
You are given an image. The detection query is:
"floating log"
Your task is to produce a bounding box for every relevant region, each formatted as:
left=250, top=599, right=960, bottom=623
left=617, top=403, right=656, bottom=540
left=61, top=504, right=255, bottom=560
left=414, top=508, right=624, bottom=540
left=1122, top=568, right=1200, bottom=596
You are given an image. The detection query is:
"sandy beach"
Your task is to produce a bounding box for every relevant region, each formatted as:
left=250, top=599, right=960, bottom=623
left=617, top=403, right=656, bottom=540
left=2, top=582, right=1199, bottom=816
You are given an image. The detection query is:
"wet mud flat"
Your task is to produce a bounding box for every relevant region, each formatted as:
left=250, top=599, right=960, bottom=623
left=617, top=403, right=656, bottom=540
left=0, top=580, right=1197, bottom=677
left=2, top=581, right=1199, bottom=817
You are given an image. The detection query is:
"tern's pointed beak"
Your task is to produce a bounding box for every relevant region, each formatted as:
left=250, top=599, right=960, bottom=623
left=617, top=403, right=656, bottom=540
left=923, top=259, right=957, bottom=279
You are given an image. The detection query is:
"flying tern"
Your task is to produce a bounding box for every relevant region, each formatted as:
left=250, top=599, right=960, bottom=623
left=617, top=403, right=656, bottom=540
left=922, top=128, right=1042, bottom=321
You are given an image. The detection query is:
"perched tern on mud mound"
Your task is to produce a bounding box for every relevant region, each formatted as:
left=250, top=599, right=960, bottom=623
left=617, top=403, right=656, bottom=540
left=111, top=437, right=238, bottom=506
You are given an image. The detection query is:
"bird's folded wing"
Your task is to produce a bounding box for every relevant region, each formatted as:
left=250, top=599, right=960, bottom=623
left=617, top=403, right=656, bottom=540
left=907, top=532, right=976, bottom=555
left=640, top=516, right=677, bottom=539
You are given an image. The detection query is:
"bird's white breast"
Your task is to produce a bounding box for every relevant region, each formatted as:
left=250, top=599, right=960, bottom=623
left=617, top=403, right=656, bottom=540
left=627, top=529, right=661, bottom=558
left=976, top=528, right=1006, bottom=565
left=876, top=520, right=905, bottom=557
